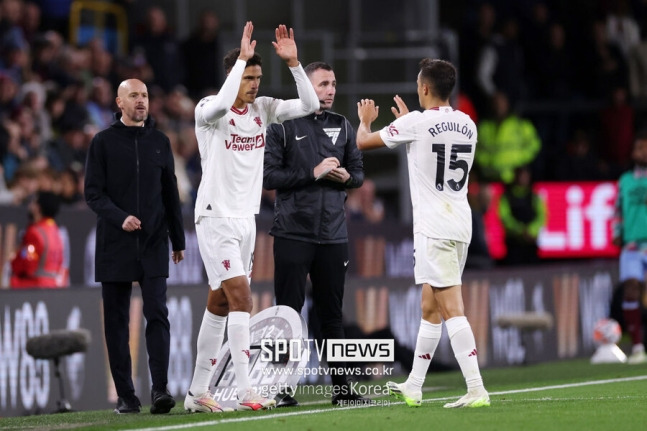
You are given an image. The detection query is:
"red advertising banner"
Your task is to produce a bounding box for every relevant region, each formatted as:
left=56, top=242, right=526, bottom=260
left=484, top=182, right=621, bottom=259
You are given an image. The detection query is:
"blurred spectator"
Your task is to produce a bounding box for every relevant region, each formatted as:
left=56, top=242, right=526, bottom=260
left=181, top=9, right=222, bottom=99
left=346, top=178, right=385, bottom=224
left=530, top=22, right=573, bottom=100
left=163, top=86, right=194, bottom=132
left=20, top=80, right=53, bottom=143
left=165, top=128, right=193, bottom=208
left=47, top=122, right=87, bottom=171
left=609, top=279, right=647, bottom=364
left=498, top=165, right=546, bottom=266
left=58, top=166, right=83, bottom=206
left=86, top=77, right=114, bottom=129
left=628, top=26, right=647, bottom=100
left=1, top=118, right=27, bottom=182
left=10, top=190, right=67, bottom=288
left=580, top=19, right=629, bottom=99
left=20, top=1, right=41, bottom=44
left=521, top=1, right=552, bottom=98
left=458, top=2, right=496, bottom=114
left=475, top=92, right=541, bottom=183
left=0, top=0, right=28, bottom=63
left=554, top=128, right=606, bottom=181
left=599, top=86, right=635, bottom=177
left=132, top=6, right=182, bottom=92
left=466, top=170, right=493, bottom=269
left=476, top=15, right=526, bottom=107
left=605, top=0, right=641, bottom=59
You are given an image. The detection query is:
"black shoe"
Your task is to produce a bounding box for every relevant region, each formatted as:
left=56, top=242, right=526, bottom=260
left=276, top=393, right=299, bottom=408
left=114, top=396, right=141, bottom=414
left=150, top=388, right=176, bottom=414
left=332, top=391, right=372, bottom=407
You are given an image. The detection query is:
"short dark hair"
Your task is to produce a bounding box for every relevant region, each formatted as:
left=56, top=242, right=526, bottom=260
left=37, top=191, right=61, bottom=219
left=418, top=58, right=456, bottom=101
left=304, top=61, right=333, bottom=77
left=223, top=48, right=262, bottom=74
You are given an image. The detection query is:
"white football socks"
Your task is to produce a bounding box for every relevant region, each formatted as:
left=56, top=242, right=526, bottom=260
left=189, top=309, right=227, bottom=395
left=445, top=316, right=484, bottom=391
left=227, top=311, right=252, bottom=399
left=406, top=319, right=442, bottom=390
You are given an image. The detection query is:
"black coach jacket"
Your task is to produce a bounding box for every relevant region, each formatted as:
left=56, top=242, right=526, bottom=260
left=264, top=111, right=364, bottom=244
left=84, top=114, right=185, bottom=282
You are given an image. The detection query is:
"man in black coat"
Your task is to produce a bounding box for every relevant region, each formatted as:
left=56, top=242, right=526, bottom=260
left=263, top=62, right=366, bottom=406
left=85, top=78, right=185, bottom=414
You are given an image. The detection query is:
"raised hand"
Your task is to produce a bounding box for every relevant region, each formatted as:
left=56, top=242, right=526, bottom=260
left=239, top=21, right=256, bottom=61
left=272, top=24, right=298, bottom=67
left=391, top=95, right=409, bottom=119
left=357, top=99, right=380, bottom=125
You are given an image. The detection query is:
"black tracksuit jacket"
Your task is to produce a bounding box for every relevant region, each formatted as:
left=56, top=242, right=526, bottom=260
left=263, top=111, right=364, bottom=244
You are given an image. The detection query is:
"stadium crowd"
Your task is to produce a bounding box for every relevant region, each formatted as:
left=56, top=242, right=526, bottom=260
left=1, top=0, right=646, bottom=211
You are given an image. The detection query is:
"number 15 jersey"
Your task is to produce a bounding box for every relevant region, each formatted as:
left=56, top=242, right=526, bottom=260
left=379, top=106, right=477, bottom=243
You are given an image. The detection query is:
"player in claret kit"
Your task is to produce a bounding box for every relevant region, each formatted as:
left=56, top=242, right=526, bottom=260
left=356, top=58, right=490, bottom=408
left=185, top=21, right=319, bottom=412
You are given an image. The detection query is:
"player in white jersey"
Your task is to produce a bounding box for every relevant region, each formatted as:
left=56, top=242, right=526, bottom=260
left=356, top=58, right=490, bottom=409
left=185, top=21, right=319, bottom=413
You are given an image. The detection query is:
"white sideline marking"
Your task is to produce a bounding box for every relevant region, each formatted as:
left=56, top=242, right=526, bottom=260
left=131, top=375, right=647, bottom=431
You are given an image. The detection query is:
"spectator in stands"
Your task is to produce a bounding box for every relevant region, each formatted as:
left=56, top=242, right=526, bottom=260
left=10, top=190, right=67, bottom=288
left=58, top=166, right=83, bottom=206
left=86, top=77, right=115, bottom=130
left=458, top=2, right=496, bottom=114
left=132, top=6, right=182, bottom=92
left=628, top=26, right=647, bottom=100
left=476, top=15, right=526, bottom=107
left=610, top=278, right=647, bottom=364
left=605, top=0, right=641, bottom=60
left=466, top=169, right=493, bottom=269
left=530, top=22, right=573, bottom=100
left=612, top=128, right=647, bottom=363
left=475, top=92, right=541, bottom=184
left=346, top=178, right=384, bottom=224
left=599, top=86, right=635, bottom=177
left=181, top=10, right=222, bottom=99
left=554, top=128, right=606, bottom=181
left=498, top=165, right=546, bottom=266
left=580, top=19, right=629, bottom=99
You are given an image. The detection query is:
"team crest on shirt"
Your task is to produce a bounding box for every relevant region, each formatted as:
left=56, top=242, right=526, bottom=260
left=323, top=127, right=341, bottom=145
left=222, top=259, right=231, bottom=271
left=387, top=124, right=399, bottom=136
left=254, top=116, right=262, bottom=127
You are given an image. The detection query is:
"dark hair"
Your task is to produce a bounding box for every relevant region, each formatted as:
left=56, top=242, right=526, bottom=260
left=223, top=48, right=262, bottom=74
left=37, top=191, right=61, bottom=219
left=418, top=58, right=456, bottom=101
left=304, top=61, right=333, bottom=77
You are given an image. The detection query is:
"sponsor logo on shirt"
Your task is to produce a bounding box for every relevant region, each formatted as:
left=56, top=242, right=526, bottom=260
left=387, top=124, right=399, bottom=137
left=225, top=133, right=265, bottom=151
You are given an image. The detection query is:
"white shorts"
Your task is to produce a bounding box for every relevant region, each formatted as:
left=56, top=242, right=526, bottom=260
left=195, top=216, right=255, bottom=290
left=413, top=234, right=468, bottom=287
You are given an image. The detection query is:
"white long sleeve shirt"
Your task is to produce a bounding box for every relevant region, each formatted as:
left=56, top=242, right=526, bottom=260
left=194, top=59, right=318, bottom=220
left=379, top=107, right=477, bottom=243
